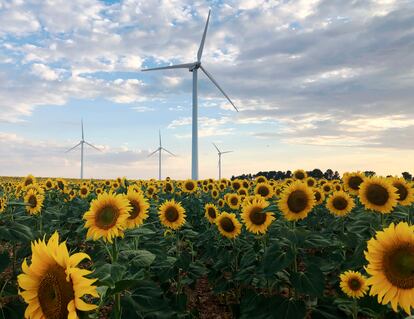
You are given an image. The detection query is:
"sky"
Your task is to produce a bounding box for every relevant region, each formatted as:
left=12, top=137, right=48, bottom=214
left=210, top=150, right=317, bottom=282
left=0, top=0, right=414, bottom=180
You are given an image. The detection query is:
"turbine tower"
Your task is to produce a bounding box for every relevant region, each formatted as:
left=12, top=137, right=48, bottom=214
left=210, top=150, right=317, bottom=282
left=213, top=143, right=233, bottom=180
left=142, top=10, right=238, bottom=180
left=148, top=130, right=175, bottom=180
left=66, top=120, right=101, bottom=179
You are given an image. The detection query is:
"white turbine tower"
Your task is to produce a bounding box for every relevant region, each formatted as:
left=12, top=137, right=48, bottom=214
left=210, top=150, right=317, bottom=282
left=66, top=120, right=101, bottom=179
left=142, top=10, right=238, bottom=180
left=213, top=143, right=233, bottom=180
left=148, top=130, right=176, bottom=180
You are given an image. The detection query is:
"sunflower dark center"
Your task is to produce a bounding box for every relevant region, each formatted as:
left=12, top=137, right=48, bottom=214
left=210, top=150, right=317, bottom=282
left=307, top=180, right=315, bottom=187
left=96, top=206, right=119, bottom=230
left=323, top=185, right=331, bottom=192
left=233, top=183, right=241, bottom=190
left=258, top=186, right=270, bottom=197
left=249, top=207, right=267, bottom=225
left=384, top=245, right=414, bottom=289
left=295, top=172, right=305, bottom=180
left=28, top=195, right=37, bottom=208
left=81, top=188, right=88, bottom=195
left=46, top=182, right=52, bottom=188
left=366, top=184, right=389, bottom=206
left=348, top=278, right=361, bottom=291
left=220, top=217, right=235, bottom=233
left=185, top=182, right=195, bottom=191
left=25, top=179, right=33, bottom=186
left=129, top=201, right=141, bottom=219
left=314, top=191, right=322, bottom=202
left=57, top=181, right=64, bottom=190
left=38, top=265, right=75, bottom=319
left=348, top=176, right=363, bottom=190
left=230, top=197, right=238, bottom=206
left=333, top=196, right=348, bottom=210
left=165, top=206, right=179, bottom=222
left=287, top=190, right=308, bottom=213
left=207, top=207, right=216, bottom=219
left=394, top=183, right=408, bottom=201
left=166, top=183, right=173, bottom=192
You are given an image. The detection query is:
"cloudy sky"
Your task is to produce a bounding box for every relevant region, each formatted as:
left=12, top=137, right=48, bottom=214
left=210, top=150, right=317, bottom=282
left=0, top=0, right=413, bottom=179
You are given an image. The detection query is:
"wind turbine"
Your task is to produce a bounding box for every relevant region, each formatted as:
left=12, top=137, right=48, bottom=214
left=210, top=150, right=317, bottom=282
left=65, top=120, right=101, bottom=179
left=148, top=130, right=176, bottom=180
left=213, top=143, right=233, bottom=180
left=142, top=10, right=238, bottom=180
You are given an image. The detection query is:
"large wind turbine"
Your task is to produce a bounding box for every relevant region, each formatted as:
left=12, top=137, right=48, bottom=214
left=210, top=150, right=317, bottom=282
left=213, top=143, right=233, bottom=180
left=65, top=120, right=101, bottom=179
left=142, top=10, right=238, bottom=180
left=148, top=130, right=176, bottom=180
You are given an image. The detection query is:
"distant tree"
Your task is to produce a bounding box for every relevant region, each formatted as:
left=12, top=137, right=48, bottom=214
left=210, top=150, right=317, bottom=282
left=364, top=171, right=376, bottom=177
left=324, top=169, right=334, bottom=180
left=309, top=168, right=324, bottom=179
left=402, top=172, right=412, bottom=181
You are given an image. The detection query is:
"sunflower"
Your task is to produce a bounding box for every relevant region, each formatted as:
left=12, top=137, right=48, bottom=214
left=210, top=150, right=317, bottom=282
left=359, top=177, right=398, bottom=214
left=182, top=179, right=197, bottom=194
left=83, top=192, right=131, bottom=243
left=158, top=199, right=186, bottom=230
left=164, top=181, right=174, bottom=193
left=365, top=222, right=414, bottom=314
left=293, top=169, right=307, bottom=180
left=339, top=271, right=368, bottom=299
left=231, top=180, right=242, bottom=191
left=95, top=187, right=103, bottom=195
left=227, top=193, right=241, bottom=209
left=44, top=179, right=54, bottom=190
left=278, top=181, right=315, bottom=221
left=0, top=197, right=6, bottom=213
left=24, top=189, right=44, bottom=215
left=254, top=182, right=274, bottom=199
left=124, top=191, right=150, bottom=229
left=241, top=197, right=275, bottom=234
left=211, top=188, right=219, bottom=199
left=306, top=177, right=316, bottom=188
left=218, top=198, right=225, bottom=208
left=313, top=188, right=325, bottom=205
left=24, top=174, right=36, bottom=187
left=326, top=191, right=355, bottom=217
left=18, top=232, right=98, bottom=319
left=237, top=187, right=248, bottom=197
left=322, top=182, right=333, bottom=194
left=79, top=185, right=90, bottom=198
left=215, top=212, right=242, bottom=239
left=255, top=176, right=267, bottom=184
left=55, top=179, right=66, bottom=192
left=205, top=203, right=220, bottom=224
left=389, top=177, right=414, bottom=206
left=343, top=172, right=365, bottom=195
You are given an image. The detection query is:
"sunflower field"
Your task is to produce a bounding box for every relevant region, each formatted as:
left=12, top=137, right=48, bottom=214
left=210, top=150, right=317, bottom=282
left=1, top=171, right=414, bottom=318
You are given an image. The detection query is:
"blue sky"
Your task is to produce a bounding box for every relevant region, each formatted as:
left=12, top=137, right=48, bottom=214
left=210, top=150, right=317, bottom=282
left=0, top=0, right=414, bottom=179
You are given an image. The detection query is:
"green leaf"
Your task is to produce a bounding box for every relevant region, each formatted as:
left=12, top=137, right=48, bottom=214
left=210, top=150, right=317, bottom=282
left=273, top=296, right=307, bottom=319
left=262, top=242, right=294, bottom=277
left=290, top=265, right=325, bottom=297
left=0, top=251, right=10, bottom=273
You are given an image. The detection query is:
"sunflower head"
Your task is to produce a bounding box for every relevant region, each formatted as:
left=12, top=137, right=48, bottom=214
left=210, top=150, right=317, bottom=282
left=158, top=199, right=186, bottom=230
left=254, top=182, right=274, bottom=199
left=227, top=193, right=241, bottom=209
left=241, top=197, right=275, bottom=234
left=182, top=179, right=197, bottom=193
left=205, top=203, right=220, bottom=224
left=306, top=177, right=316, bottom=188
left=365, top=222, right=414, bottom=314
left=339, top=271, right=368, bottom=299
left=231, top=180, right=242, bottom=191
left=343, top=172, right=365, bottom=195
left=24, top=189, right=44, bottom=215
left=293, top=169, right=307, bottom=180
left=124, top=191, right=150, bottom=229
left=18, top=232, right=98, bottom=319
left=83, top=192, right=131, bottom=243
left=0, top=197, right=6, bottom=213
left=215, top=212, right=242, bottom=239
left=389, top=177, right=414, bottom=206
left=255, top=176, right=267, bottom=184
left=24, top=174, right=36, bottom=186
left=278, top=181, right=315, bottom=221
left=79, top=185, right=90, bottom=198
left=44, top=179, right=54, bottom=190
left=326, top=191, right=355, bottom=217
left=359, top=177, right=398, bottom=214
left=313, top=188, right=325, bottom=205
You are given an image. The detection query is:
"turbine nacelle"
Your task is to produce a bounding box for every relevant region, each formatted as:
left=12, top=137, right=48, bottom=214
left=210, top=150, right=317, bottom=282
left=189, top=62, right=201, bottom=72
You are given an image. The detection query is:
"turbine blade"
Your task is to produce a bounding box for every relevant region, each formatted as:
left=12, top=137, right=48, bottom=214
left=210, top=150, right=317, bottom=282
left=212, top=142, right=220, bottom=153
left=141, top=63, right=195, bottom=72
left=81, top=119, right=84, bottom=140
left=65, top=142, right=81, bottom=153
left=161, top=147, right=176, bottom=157
left=84, top=141, right=102, bottom=152
left=200, top=66, right=239, bottom=112
left=159, top=129, right=162, bottom=147
left=221, top=151, right=233, bottom=154
left=148, top=148, right=160, bottom=158
left=197, top=9, right=211, bottom=62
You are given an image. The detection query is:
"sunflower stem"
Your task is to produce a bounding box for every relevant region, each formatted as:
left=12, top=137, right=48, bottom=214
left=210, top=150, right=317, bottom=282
left=352, top=298, right=358, bottom=319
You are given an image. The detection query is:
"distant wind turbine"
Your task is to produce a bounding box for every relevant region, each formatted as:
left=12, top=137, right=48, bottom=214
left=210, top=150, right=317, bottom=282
left=148, top=130, right=176, bottom=180
left=142, top=9, right=238, bottom=180
left=213, top=143, right=233, bottom=180
left=65, top=120, right=101, bottom=179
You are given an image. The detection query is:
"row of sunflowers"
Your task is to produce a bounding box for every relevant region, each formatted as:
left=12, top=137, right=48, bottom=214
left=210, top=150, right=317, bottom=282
left=0, top=170, right=414, bottom=318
